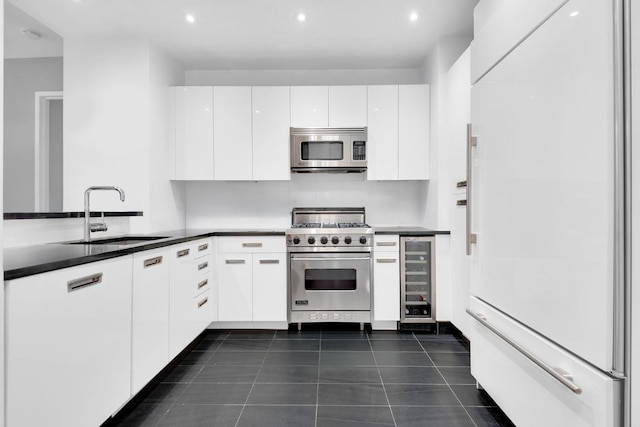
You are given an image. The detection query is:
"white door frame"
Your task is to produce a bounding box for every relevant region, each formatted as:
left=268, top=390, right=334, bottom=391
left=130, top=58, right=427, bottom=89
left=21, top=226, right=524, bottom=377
left=34, top=91, right=63, bottom=211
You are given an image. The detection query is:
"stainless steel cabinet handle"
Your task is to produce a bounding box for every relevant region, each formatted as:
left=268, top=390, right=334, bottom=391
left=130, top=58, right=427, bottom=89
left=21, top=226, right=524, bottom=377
left=456, top=181, right=467, bottom=188
left=198, top=279, right=209, bottom=289
left=242, top=242, right=263, bottom=248
left=466, top=309, right=583, bottom=395
left=198, top=243, right=209, bottom=251
left=226, top=259, right=246, bottom=264
left=259, top=259, right=280, bottom=264
left=198, top=262, right=209, bottom=270
left=177, top=249, right=190, bottom=258
left=376, top=258, right=397, bottom=263
left=457, top=200, right=467, bottom=206
left=144, top=256, right=163, bottom=268
left=68, top=273, right=103, bottom=292
left=466, top=123, right=478, bottom=255
left=198, top=297, right=209, bottom=308
left=376, top=241, right=397, bottom=247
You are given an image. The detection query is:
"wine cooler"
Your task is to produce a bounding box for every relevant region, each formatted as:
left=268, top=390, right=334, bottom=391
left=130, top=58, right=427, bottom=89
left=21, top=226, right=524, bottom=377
left=400, top=236, right=435, bottom=326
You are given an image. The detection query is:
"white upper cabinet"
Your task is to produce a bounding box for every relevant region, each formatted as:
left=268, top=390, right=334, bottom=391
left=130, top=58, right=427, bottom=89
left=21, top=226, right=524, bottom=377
left=172, top=86, right=214, bottom=180
left=399, top=84, right=430, bottom=180
left=252, top=86, right=291, bottom=181
left=290, top=86, right=329, bottom=127
left=213, top=86, right=253, bottom=180
left=328, top=85, right=367, bottom=127
left=367, top=85, right=399, bottom=180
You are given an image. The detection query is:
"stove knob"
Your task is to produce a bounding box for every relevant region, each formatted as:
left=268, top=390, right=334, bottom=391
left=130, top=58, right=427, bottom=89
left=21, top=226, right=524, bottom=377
left=359, top=236, right=367, bottom=244
left=331, top=236, right=340, bottom=244
left=344, top=236, right=352, bottom=244
left=320, top=236, right=328, bottom=244
left=292, top=237, right=301, bottom=245
left=307, top=236, right=316, bottom=244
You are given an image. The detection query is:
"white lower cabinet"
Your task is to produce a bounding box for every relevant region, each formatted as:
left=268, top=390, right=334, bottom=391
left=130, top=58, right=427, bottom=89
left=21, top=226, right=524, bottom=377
left=131, top=247, right=170, bottom=395
left=217, top=236, right=287, bottom=323
left=5, top=257, right=133, bottom=427
left=373, top=235, right=400, bottom=321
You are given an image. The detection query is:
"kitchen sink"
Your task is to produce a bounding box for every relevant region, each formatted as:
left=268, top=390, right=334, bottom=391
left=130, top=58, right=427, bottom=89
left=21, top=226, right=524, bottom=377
left=65, top=236, right=169, bottom=245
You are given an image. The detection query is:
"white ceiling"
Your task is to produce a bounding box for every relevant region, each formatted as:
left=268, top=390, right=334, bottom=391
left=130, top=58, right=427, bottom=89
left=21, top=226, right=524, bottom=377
left=5, top=0, right=477, bottom=69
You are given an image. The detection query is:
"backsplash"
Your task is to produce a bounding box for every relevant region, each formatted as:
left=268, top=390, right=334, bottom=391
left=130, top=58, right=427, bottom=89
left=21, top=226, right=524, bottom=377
left=185, top=173, right=428, bottom=229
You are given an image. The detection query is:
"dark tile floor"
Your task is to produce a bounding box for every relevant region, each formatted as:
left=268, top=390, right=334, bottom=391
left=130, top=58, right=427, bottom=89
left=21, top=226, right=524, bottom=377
left=110, top=327, right=514, bottom=427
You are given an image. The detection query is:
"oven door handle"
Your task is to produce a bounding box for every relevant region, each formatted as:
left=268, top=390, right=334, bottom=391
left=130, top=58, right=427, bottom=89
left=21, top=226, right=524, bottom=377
left=290, top=256, right=371, bottom=262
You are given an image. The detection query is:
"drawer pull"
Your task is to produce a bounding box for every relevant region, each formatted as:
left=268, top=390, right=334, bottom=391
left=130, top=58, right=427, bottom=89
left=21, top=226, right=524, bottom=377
left=466, top=309, right=583, bottom=395
left=68, top=273, right=103, bottom=292
left=376, top=241, right=397, bottom=247
left=198, top=297, right=209, bottom=308
left=198, top=279, right=209, bottom=289
left=457, top=199, right=467, bottom=206
left=259, top=259, right=280, bottom=264
left=177, top=249, right=190, bottom=258
left=242, top=242, right=263, bottom=248
left=198, top=243, right=209, bottom=251
left=376, top=258, right=397, bottom=263
left=226, top=259, right=246, bottom=264
left=198, top=262, right=209, bottom=271
left=144, top=256, right=163, bottom=268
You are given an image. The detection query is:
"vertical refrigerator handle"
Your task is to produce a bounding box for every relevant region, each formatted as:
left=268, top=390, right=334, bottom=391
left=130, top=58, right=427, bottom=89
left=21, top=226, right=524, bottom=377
left=466, top=123, right=478, bottom=255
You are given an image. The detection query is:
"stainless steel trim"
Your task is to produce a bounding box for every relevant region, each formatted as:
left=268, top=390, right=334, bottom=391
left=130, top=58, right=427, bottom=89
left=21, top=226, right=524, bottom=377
left=226, top=259, right=246, bottom=264
left=291, top=256, right=371, bottom=262
left=376, top=258, right=397, bottom=263
left=68, top=272, right=103, bottom=292
left=259, top=259, right=280, bottom=264
left=457, top=200, right=467, bottom=206
left=242, top=242, right=263, bottom=248
left=198, top=243, right=209, bottom=251
left=177, top=249, right=190, bottom=258
left=144, top=256, right=163, bottom=268
left=291, top=127, right=367, bottom=135
left=376, top=241, right=397, bottom=247
left=198, top=262, right=209, bottom=270
left=467, top=309, right=583, bottom=395
left=466, top=124, right=478, bottom=255
left=198, top=297, right=208, bottom=308
left=198, top=279, right=209, bottom=289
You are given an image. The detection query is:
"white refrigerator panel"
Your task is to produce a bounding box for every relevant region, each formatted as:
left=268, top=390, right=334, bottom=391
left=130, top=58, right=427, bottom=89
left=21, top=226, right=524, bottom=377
left=470, top=0, right=615, bottom=371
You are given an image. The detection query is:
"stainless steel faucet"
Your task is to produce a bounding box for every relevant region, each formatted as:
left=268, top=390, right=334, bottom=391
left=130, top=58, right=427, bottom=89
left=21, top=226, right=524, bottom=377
left=84, top=186, right=126, bottom=242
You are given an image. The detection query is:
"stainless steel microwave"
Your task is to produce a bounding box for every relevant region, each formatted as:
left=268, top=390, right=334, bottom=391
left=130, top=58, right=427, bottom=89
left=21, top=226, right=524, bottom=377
left=290, top=127, right=367, bottom=173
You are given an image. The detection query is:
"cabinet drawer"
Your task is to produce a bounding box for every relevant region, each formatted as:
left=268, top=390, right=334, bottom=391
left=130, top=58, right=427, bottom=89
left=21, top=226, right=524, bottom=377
left=194, top=274, right=212, bottom=296
left=194, top=238, right=213, bottom=258
left=194, top=289, right=213, bottom=328
left=469, top=297, right=622, bottom=427
left=374, top=235, right=400, bottom=252
left=217, top=236, right=285, bottom=253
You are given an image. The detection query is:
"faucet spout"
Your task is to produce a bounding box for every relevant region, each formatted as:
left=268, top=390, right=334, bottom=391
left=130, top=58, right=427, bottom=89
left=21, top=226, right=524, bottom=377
left=84, top=186, right=126, bottom=242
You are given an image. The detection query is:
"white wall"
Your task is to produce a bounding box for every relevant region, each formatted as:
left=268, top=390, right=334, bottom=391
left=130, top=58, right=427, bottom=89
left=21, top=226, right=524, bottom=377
left=185, top=174, right=427, bottom=229
left=631, top=0, right=639, bottom=425
left=3, top=57, right=63, bottom=211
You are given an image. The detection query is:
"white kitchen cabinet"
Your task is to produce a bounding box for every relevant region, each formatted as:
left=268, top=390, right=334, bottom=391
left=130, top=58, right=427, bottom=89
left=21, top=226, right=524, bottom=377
left=328, top=85, right=367, bottom=127
left=398, top=84, right=430, bottom=180
left=290, top=86, right=329, bottom=127
left=169, top=239, right=213, bottom=358
left=171, top=86, right=214, bottom=180
left=217, top=253, right=253, bottom=321
left=367, top=85, right=399, bottom=180
left=252, top=86, right=291, bottom=180
left=253, top=253, right=287, bottom=321
left=6, top=257, right=133, bottom=427
left=213, top=86, right=253, bottom=180
left=132, top=248, right=170, bottom=395
left=373, top=235, right=400, bottom=321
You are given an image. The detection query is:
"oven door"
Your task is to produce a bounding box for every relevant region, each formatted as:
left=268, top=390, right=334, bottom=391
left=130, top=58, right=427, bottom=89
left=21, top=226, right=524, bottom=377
left=290, top=252, right=371, bottom=311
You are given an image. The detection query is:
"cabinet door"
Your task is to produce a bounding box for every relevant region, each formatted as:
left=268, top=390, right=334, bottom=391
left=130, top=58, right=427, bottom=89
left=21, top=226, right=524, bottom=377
left=290, top=86, right=329, bottom=127
left=217, top=253, right=253, bottom=321
left=398, top=84, right=430, bottom=180
left=213, top=86, right=253, bottom=180
left=367, top=85, right=399, bottom=180
left=252, top=86, right=291, bottom=180
left=173, top=86, right=214, bottom=180
left=329, top=85, right=367, bottom=127
left=6, top=257, right=133, bottom=427
left=169, top=243, right=197, bottom=358
left=373, top=251, right=400, bottom=321
left=132, top=248, right=170, bottom=395
left=253, top=253, right=287, bottom=321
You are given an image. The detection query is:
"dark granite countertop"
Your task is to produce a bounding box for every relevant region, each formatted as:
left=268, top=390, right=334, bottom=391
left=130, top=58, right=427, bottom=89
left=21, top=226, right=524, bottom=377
left=4, top=211, right=144, bottom=220
left=373, top=226, right=450, bottom=236
left=4, top=228, right=286, bottom=281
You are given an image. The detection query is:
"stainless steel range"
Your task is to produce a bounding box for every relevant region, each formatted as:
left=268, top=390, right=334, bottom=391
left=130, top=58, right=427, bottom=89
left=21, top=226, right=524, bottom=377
left=286, top=207, right=373, bottom=329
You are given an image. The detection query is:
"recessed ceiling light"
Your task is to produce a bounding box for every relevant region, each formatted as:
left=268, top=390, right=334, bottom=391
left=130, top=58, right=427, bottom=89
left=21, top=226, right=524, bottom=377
left=297, top=13, right=306, bottom=22
left=569, top=11, right=579, bottom=17
left=186, top=14, right=196, bottom=23
left=409, top=12, right=418, bottom=22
